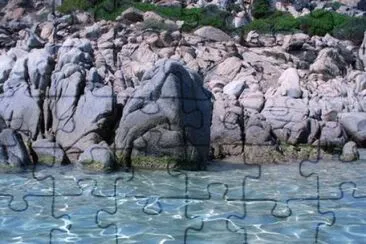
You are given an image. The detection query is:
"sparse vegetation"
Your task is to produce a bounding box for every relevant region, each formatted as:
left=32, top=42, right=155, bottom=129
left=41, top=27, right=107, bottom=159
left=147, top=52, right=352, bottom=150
left=58, top=0, right=366, bottom=44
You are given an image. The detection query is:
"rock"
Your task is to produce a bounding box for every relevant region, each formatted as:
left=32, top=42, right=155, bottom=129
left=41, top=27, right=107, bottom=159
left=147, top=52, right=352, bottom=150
left=310, top=48, right=348, bottom=78
left=27, top=49, right=54, bottom=91
left=78, top=142, right=116, bottom=172
left=0, top=83, right=41, bottom=140
left=0, top=128, right=31, bottom=168
left=81, top=23, right=101, bottom=40
left=261, top=97, right=309, bottom=144
left=239, top=91, right=265, bottom=112
left=340, top=141, right=359, bottom=162
left=40, top=22, right=54, bottom=40
left=211, top=94, right=243, bottom=157
left=143, top=11, right=164, bottom=23
left=277, top=68, right=302, bottom=98
left=32, top=139, right=69, bottom=166
left=115, top=59, right=212, bottom=169
left=194, top=26, right=231, bottom=42
left=0, top=26, right=16, bottom=48
left=282, top=33, right=310, bottom=51
left=0, top=55, right=14, bottom=84
left=359, top=32, right=366, bottom=70
left=121, top=7, right=144, bottom=22
left=233, top=11, right=248, bottom=28
left=223, top=79, right=246, bottom=98
left=205, top=56, right=243, bottom=83
left=245, top=114, right=273, bottom=145
left=49, top=39, right=116, bottom=154
left=339, top=112, right=366, bottom=145
left=244, top=31, right=261, bottom=47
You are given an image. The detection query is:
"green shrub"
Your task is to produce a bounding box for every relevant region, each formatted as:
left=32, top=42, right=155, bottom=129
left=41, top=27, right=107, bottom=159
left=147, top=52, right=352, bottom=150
left=298, top=9, right=335, bottom=36
left=271, top=11, right=299, bottom=33
left=58, top=0, right=92, bottom=14
left=252, top=0, right=273, bottom=19
left=332, top=17, right=366, bottom=45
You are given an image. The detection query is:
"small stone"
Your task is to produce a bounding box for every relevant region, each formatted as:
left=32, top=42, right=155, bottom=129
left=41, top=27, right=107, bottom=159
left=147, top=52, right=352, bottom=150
left=340, top=141, right=359, bottom=162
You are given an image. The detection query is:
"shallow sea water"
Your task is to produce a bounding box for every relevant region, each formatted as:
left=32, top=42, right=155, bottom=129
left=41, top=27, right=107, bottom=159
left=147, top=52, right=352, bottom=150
left=0, top=158, right=365, bottom=244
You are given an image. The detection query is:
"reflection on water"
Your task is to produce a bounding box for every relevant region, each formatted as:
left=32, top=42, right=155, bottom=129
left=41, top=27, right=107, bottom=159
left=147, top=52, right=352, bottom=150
left=0, top=159, right=365, bottom=243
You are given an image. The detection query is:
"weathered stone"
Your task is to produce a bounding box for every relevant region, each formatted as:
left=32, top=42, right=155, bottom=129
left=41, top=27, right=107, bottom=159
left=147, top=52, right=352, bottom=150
left=32, top=139, right=69, bottom=166
left=339, top=112, right=366, bottom=145
left=0, top=128, right=31, bottom=168
left=310, top=48, right=348, bottom=78
left=223, top=79, right=246, bottom=98
left=340, top=141, right=359, bottom=162
left=194, top=26, right=231, bottom=42
left=115, top=59, right=212, bottom=169
left=78, top=142, right=116, bottom=172
left=121, top=7, right=144, bottom=22
left=276, top=68, right=302, bottom=98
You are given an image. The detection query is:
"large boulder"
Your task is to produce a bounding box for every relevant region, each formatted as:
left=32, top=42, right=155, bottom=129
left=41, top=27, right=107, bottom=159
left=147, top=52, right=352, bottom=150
left=261, top=97, right=309, bottom=144
left=211, top=94, right=243, bottom=158
left=48, top=38, right=117, bottom=155
left=32, top=139, right=69, bottom=166
left=310, top=48, right=348, bottom=78
left=276, top=68, right=302, bottom=98
left=194, top=26, right=231, bottom=42
left=78, top=142, right=116, bottom=172
left=115, top=59, right=213, bottom=169
left=340, top=141, right=359, bottom=162
left=339, top=112, right=366, bottom=145
left=0, top=83, right=41, bottom=140
left=0, top=128, right=32, bottom=169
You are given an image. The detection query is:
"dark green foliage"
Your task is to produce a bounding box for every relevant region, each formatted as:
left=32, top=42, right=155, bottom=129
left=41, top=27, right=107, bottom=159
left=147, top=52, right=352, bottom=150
left=298, top=9, right=336, bottom=36
left=57, top=0, right=92, bottom=13
left=252, top=0, right=273, bottom=19
left=332, top=17, right=366, bottom=45
left=243, top=11, right=299, bottom=34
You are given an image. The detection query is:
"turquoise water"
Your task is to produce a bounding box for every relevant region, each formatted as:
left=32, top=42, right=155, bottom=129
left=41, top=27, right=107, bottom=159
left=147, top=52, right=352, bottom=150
left=0, top=158, right=366, bottom=244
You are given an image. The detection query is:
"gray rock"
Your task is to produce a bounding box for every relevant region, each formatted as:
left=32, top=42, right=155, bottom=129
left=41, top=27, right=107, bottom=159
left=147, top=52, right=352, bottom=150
left=115, top=59, right=212, bottom=169
left=78, top=142, right=116, bottom=172
left=81, top=23, right=101, bottom=40
left=340, top=141, right=359, bottom=162
left=245, top=114, right=273, bottom=145
left=276, top=68, right=302, bottom=98
left=359, top=32, right=366, bottom=70
left=194, top=26, right=231, bottom=42
left=282, top=33, right=310, bottom=51
left=0, top=55, right=14, bottom=84
left=339, top=112, right=366, bottom=144
left=0, top=128, right=31, bottom=168
left=310, top=48, right=348, bottom=78
left=121, top=7, right=144, bottom=22
left=261, top=97, right=309, bottom=144
left=223, top=79, right=246, bottom=98
left=32, top=139, right=69, bottom=166
left=27, top=49, right=54, bottom=91
left=211, top=94, right=243, bottom=157
left=0, top=83, right=41, bottom=140
left=239, top=91, right=265, bottom=112
left=48, top=38, right=116, bottom=154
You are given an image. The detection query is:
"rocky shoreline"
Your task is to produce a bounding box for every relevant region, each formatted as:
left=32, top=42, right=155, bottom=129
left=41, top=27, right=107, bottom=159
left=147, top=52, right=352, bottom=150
left=0, top=0, right=365, bottom=172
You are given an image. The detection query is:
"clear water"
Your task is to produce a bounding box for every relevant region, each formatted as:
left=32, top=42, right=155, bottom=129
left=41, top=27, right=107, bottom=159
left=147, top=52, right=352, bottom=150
left=0, top=158, right=366, bottom=244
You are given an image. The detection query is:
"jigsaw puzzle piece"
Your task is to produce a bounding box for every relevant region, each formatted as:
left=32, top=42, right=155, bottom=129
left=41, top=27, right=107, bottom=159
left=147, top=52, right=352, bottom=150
left=244, top=162, right=318, bottom=217
left=97, top=196, right=191, bottom=243
left=0, top=170, right=54, bottom=210
left=317, top=182, right=366, bottom=243
left=51, top=178, right=115, bottom=243
left=300, top=159, right=366, bottom=198
left=0, top=195, right=69, bottom=244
